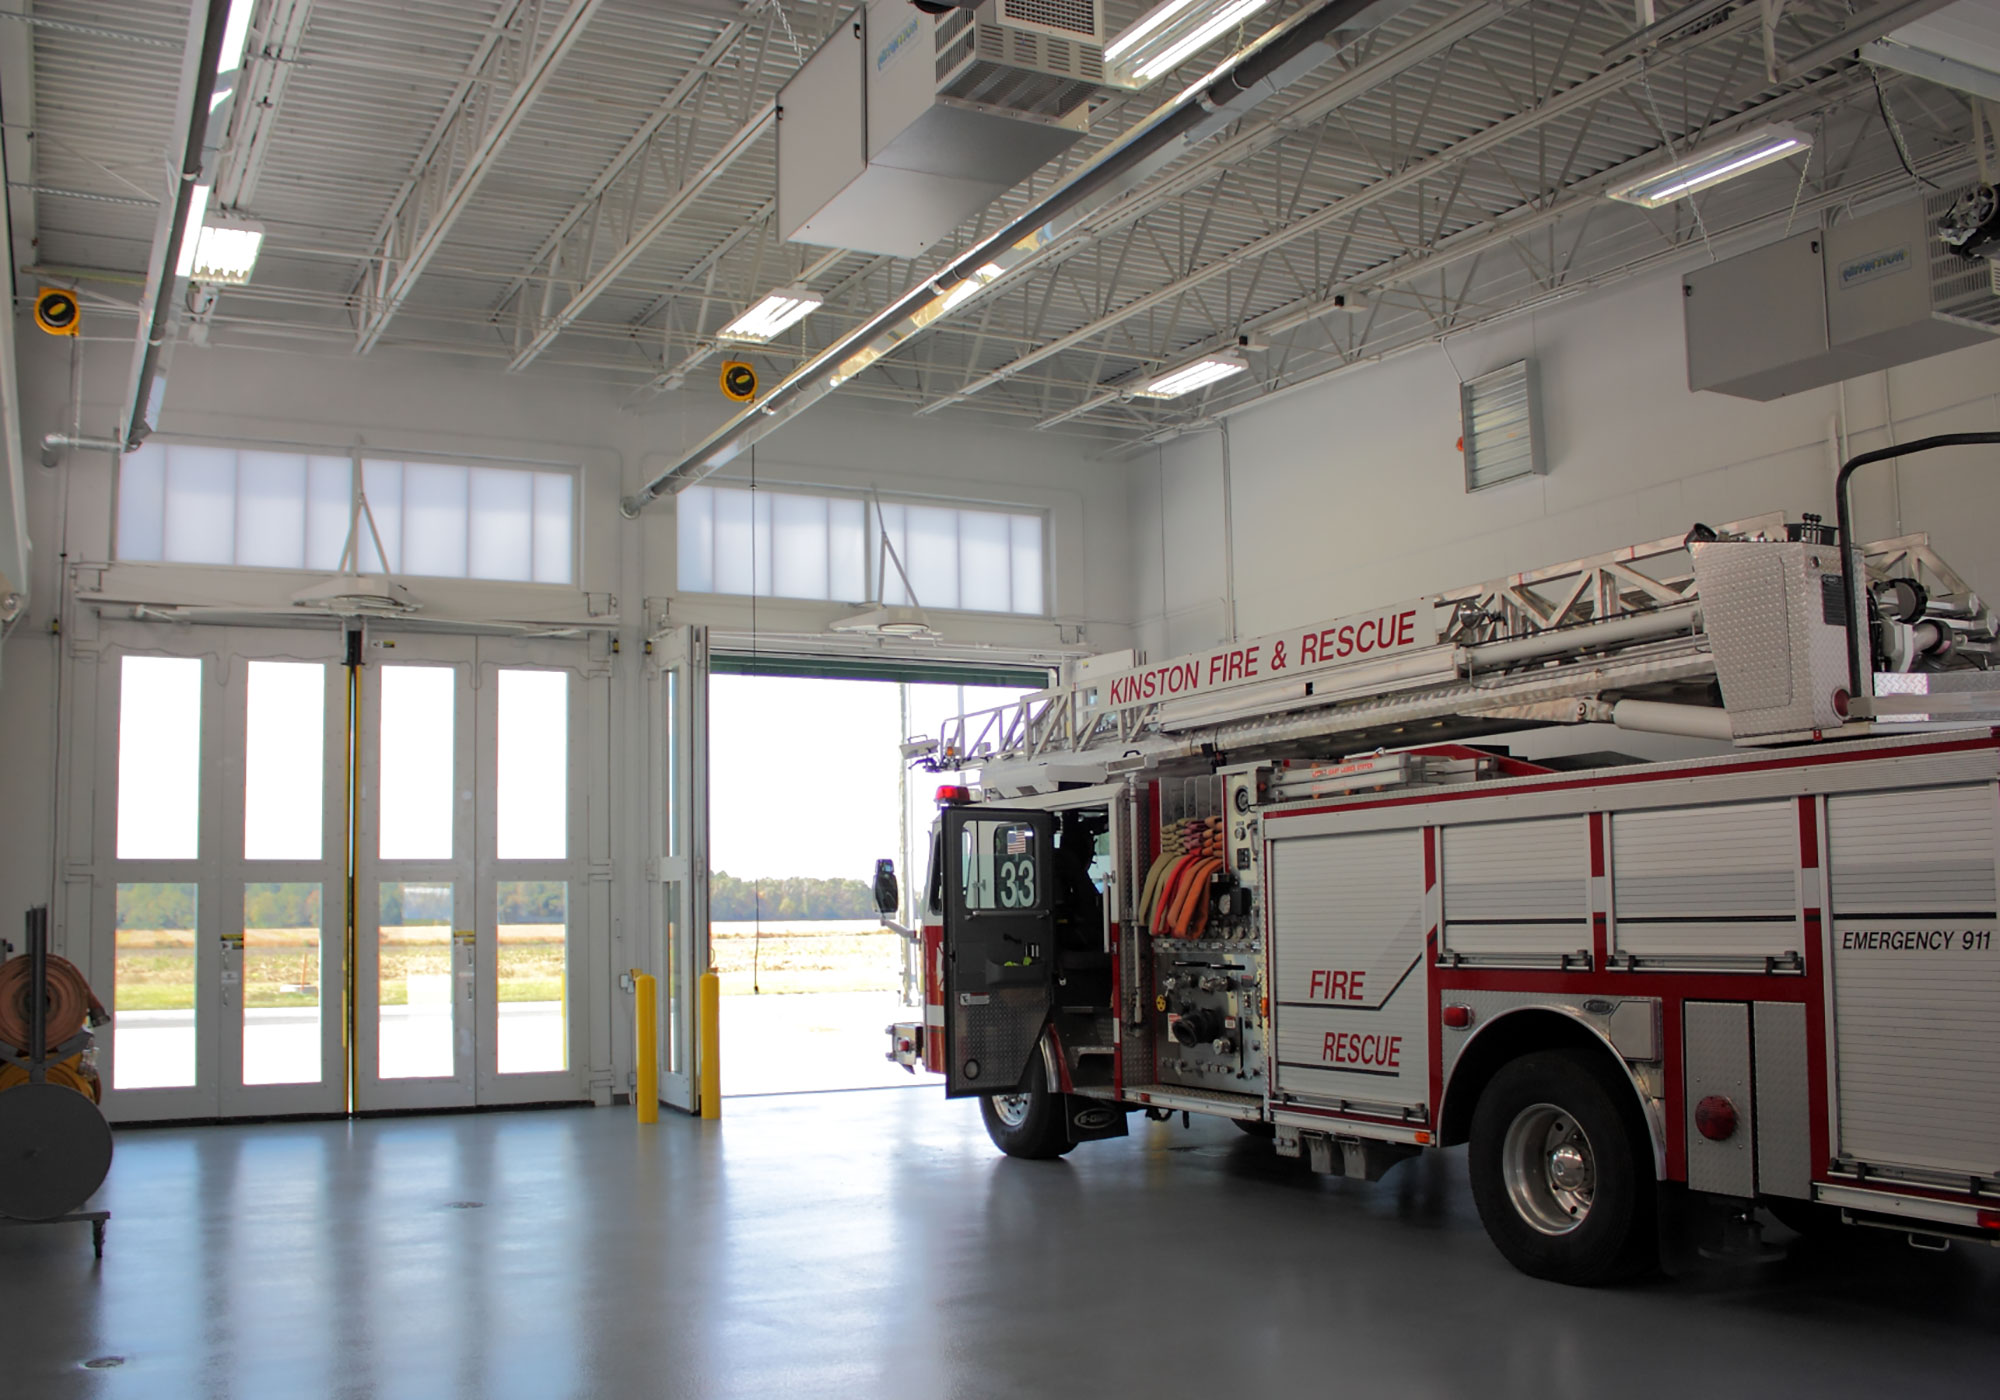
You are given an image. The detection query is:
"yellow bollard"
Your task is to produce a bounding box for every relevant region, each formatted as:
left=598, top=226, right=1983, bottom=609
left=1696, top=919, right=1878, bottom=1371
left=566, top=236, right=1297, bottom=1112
left=633, top=970, right=658, bottom=1125
left=699, top=969, right=721, bottom=1120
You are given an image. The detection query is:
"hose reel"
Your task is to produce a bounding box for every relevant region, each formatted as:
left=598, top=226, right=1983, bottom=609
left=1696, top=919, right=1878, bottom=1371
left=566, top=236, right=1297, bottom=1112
left=0, top=908, right=114, bottom=1234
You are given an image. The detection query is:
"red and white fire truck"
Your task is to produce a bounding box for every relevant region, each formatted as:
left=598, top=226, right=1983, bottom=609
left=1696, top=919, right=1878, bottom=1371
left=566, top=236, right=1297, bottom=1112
left=888, top=435, right=2000, bottom=1285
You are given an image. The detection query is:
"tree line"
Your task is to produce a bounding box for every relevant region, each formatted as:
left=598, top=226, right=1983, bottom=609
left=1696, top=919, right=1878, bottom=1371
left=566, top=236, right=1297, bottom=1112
left=118, top=876, right=872, bottom=928
left=710, top=873, right=880, bottom=921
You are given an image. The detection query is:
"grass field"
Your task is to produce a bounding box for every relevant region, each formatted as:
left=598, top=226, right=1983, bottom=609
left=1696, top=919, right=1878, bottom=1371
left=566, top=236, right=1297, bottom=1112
left=111, top=921, right=904, bottom=1007
left=710, top=920, right=905, bottom=996
left=113, top=926, right=570, bottom=1009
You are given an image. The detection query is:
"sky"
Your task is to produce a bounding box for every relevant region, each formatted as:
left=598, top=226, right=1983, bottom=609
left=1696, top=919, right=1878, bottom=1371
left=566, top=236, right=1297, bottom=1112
left=707, top=675, right=1037, bottom=886
left=708, top=674, right=906, bottom=882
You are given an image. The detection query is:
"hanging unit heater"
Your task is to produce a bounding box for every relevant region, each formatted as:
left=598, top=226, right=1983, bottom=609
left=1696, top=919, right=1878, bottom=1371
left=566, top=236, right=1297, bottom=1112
left=1684, top=191, right=2000, bottom=400
left=777, top=0, right=1130, bottom=258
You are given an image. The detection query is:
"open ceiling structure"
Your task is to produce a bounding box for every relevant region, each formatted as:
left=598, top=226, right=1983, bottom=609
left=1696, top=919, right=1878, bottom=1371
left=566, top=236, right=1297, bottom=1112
left=6, top=0, right=1992, bottom=449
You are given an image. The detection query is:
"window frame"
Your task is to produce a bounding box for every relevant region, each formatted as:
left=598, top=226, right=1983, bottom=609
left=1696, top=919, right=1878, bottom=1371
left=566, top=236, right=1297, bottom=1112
left=675, top=479, right=1051, bottom=617
left=110, top=436, right=582, bottom=587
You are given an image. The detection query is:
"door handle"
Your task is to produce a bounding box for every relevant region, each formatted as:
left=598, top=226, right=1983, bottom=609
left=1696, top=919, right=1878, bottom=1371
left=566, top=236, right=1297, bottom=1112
left=220, top=932, right=244, bottom=1009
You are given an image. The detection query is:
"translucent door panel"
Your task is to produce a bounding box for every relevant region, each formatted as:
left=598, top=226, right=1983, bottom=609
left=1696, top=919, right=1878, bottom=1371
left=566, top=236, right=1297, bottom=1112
left=378, top=882, right=457, bottom=1080
left=114, top=883, right=199, bottom=1090
left=242, top=884, right=323, bottom=1087
left=244, top=662, right=325, bottom=861
left=356, top=642, right=475, bottom=1113
left=219, top=645, right=345, bottom=1118
left=477, top=659, right=581, bottom=1101
left=648, top=628, right=707, bottom=1114
left=496, top=881, right=566, bottom=1075
left=117, top=657, right=202, bottom=860
left=497, top=669, right=567, bottom=859
left=379, top=666, right=455, bottom=860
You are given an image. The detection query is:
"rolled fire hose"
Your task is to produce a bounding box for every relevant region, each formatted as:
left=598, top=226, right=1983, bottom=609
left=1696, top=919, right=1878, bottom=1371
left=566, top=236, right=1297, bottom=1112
left=1136, top=852, right=1177, bottom=925
left=1182, top=860, right=1226, bottom=939
left=0, top=953, right=105, bottom=1055
left=1153, top=854, right=1204, bottom=934
left=1170, top=858, right=1224, bottom=937
left=0, top=1055, right=100, bottom=1103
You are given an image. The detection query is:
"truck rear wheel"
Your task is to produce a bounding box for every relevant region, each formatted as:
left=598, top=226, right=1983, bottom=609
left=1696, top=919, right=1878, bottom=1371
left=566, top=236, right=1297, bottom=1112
left=979, top=1048, right=1074, bottom=1159
left=1468, top=1050, right=1655, bottom=1285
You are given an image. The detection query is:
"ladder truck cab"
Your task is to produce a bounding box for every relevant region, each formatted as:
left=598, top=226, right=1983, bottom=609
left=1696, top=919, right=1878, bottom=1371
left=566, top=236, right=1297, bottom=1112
left=890, top=448, right=2000, bottom=1286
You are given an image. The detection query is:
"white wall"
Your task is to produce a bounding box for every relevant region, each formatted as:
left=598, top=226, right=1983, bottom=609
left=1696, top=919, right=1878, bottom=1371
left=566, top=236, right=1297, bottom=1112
left=1130, top=263, right=2000, bottom=660
left=0, top=326, right=1126, bottom=1098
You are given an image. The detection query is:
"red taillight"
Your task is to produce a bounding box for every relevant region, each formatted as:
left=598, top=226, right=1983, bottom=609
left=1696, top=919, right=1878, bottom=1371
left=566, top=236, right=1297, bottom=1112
left=1977, top=1209, right=2000, bottom=1230
left=1441, top=1004, right=1473, bottom=1029
left=934, top=784, right=971, bottom=804
left=1695, top=1095, right=1738, bottom=1141
left=1832, top=688, right=1850, bottom=719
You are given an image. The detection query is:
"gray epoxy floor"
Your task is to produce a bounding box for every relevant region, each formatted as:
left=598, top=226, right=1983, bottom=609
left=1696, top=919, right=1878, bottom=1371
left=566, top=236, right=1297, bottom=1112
left=7, top=1089, right=1998, bottom=1400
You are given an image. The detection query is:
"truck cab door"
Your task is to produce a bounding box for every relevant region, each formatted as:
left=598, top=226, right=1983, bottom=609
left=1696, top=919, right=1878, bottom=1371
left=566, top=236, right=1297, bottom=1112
left=941, top=806, right=1058, bottom=1098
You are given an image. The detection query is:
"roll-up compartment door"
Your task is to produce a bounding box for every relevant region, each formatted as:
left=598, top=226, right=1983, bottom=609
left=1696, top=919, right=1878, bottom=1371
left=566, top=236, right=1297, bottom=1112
left=1440, top=816, right=1588, bottom=961
left=1825, top=785, right=2000, bottom=1179
left=1610, top=801, right=1800, bottom=963
left=1267, top=829, right=1428, bottom=1113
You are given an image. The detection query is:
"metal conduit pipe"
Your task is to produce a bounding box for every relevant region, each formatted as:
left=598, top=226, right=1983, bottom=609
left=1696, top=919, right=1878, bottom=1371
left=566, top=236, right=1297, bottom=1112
left=619, top=0, right=1383, bottom=516
left=1610, top=699, right=1733, bottom=742
left=41, top=433, right=126, bottom=465
left=1461, top=604, right=1701, bottom=671
left=123, top=0, right=233, bottom=451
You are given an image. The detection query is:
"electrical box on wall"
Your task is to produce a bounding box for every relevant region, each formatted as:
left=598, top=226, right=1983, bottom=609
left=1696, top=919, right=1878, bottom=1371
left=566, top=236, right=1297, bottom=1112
left=1683, top=192, right=2000, bottom=401
left=776, top=0, right=1122, bottom=258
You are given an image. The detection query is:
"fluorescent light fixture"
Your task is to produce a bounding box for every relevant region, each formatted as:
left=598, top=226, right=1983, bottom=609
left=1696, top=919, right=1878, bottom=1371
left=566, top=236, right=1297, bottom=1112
left=210, top=0, right=260, bottom=108
left=718, top=283, right=824, bottom=342
left=1105, top=0, right=1274, bottom=85
left=188, top=221, right=264, bottom=285
left=174, top=184, right=212, bottom=278
left=220, top=0, right=258, bottom=69
left=1135, top=352, right=1247, bottom=399
left=176, top=189, right=264, bottom=285
left=1606, top=123, right=1811, bottom=209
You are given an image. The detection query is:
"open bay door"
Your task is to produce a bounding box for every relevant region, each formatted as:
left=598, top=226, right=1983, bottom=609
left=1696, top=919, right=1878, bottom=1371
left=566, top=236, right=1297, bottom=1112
left=648, top=624, right=709, bottom=1113
left=941, top=806, right=1057, bottom=1097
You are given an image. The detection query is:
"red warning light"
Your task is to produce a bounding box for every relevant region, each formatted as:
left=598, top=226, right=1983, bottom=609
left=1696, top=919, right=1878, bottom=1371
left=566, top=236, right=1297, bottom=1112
left=1694, top=1095, right=1738, bottom=1142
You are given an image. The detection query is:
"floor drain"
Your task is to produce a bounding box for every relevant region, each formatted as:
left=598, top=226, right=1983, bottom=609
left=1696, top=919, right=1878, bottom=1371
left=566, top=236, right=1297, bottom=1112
left=81, top=1356, right=125, bottom=1370
left=444, top=1201, right=485, bottom=1210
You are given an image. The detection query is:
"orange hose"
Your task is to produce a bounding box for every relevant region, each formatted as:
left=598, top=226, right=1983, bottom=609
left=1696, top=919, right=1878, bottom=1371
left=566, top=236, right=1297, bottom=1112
left=0, top=953, right=104, bottom=1055
left=1185, top=866, right=1223, bottom=939
left=1152, top=855, right=1202, bottom=935
left=1169, top=858, right=1222, bottom=937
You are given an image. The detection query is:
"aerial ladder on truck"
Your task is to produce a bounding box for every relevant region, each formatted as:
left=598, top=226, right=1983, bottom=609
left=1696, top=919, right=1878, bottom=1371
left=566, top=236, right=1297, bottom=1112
left=888, top=433, right=2000, bottom=1285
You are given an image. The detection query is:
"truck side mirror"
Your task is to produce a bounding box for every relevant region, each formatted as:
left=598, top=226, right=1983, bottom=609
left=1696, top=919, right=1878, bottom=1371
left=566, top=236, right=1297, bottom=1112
left=873, top=858, right=899, bottom=917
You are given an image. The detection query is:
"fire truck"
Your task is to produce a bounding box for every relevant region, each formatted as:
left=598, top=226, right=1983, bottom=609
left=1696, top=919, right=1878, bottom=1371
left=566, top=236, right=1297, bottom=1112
left=887, top=434, right=2000, bottom=1285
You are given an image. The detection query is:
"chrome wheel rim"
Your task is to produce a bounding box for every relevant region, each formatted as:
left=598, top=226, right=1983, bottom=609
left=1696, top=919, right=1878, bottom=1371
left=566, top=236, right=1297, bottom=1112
left=992, top=1093, right=1031, bottom=1128
left=1501, top=1102, right=1596, bottom=1236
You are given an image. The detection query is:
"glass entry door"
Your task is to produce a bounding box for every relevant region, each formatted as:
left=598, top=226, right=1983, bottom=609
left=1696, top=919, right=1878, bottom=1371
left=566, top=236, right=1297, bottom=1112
left=353, top=632, right=591, bottom=1111
left=354, top=635, right=476, bottom=1111
left=472, top=640, right=591, bottom=1106
left=647, top=625, right=708, bottom=1114
left=90, top=623, right=348, bottom=1124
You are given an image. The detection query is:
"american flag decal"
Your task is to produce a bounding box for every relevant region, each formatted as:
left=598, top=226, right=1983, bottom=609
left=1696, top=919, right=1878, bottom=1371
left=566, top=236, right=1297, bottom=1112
left=1006, top=830, right=1029, bottom=854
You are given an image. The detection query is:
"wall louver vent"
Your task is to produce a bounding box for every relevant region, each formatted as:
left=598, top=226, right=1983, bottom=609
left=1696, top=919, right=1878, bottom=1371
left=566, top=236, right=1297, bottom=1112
left=1461, top=360, right=1543, bottom=492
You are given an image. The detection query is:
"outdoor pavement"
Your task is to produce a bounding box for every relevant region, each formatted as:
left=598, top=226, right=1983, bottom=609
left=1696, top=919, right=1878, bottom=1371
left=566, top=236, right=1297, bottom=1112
left=719, top=989, right=938, bottom=1096
left=110, top=993, right=936, bottom=1098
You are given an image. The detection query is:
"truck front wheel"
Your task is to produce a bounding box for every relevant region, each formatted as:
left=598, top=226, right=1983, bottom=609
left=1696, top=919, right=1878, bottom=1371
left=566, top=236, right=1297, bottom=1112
left=979, top=1048, right=1073, bottom=1159
left=1468, top=1049, right=1656, bottom=1285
